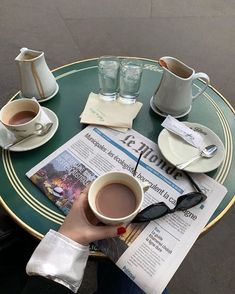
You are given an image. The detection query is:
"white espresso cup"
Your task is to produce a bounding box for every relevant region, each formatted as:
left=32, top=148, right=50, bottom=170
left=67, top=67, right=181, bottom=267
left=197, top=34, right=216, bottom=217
left=88, top=171, right=149, bottom=225
left=0, top=98, right=42, bottom=138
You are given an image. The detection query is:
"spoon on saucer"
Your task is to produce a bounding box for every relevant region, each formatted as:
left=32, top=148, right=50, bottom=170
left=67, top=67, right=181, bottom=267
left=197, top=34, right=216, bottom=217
left=4, top=122, right=53, bottom=149
left=176, top=144, right=218, bottom=170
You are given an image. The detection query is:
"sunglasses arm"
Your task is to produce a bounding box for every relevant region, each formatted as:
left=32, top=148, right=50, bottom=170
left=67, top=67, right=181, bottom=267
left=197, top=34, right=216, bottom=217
left=184, top=171, right=202, bottom=193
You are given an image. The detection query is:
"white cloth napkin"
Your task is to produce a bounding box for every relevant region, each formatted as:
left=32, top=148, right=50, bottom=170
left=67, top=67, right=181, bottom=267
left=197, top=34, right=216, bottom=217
left=0, top=124, right=17, bottom=148
left=0, top=107, right=52, bottom=149
left=80, top=92, right=143, bottom=131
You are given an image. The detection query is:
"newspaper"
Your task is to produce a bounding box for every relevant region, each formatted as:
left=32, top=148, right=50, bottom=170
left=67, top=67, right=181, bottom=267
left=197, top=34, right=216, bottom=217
left=26, top=125, right=227, bottom=294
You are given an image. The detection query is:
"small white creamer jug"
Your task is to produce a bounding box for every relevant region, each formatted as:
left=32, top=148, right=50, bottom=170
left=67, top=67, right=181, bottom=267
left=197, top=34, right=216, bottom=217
left=153, top=56, right=210, bottom=117
left=15, top=47, right=59, bottom=101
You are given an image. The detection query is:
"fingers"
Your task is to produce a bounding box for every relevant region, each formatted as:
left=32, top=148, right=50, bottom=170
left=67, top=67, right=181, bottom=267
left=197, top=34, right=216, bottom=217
left=72, top=187, right=89, bottom=208
left=67, top=185, right=127, bottom=244
left=73, top=187, right=99, bottom=225
left=79, top=189, right=89, bottom=208
left=81, top=185, right=90, bottom=194
left=89, top=225, right=126, bottom=242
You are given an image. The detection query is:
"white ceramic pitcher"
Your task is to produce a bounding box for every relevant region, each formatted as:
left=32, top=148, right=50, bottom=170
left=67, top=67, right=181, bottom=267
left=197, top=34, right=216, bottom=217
left=153, top=56, right=210, bottom=117
left=15, top=47, right=59, bottom=101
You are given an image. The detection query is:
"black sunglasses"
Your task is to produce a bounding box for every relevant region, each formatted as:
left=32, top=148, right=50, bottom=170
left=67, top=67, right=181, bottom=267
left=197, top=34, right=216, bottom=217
left=132, top=172, right=207, bottom=223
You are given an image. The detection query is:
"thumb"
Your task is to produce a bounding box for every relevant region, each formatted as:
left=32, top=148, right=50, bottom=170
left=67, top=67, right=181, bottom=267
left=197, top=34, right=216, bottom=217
left=90, top=225, right=126, bottom=242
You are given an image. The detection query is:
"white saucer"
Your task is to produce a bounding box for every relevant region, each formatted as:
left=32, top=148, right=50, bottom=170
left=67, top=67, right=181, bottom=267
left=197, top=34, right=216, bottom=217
left=158, top=122, right=225, bottom=173
left=150, top=96, right=191, bottom=118
left=8, top=107, right=59, bottom=152
left=36, top=83, right=59, bottom=103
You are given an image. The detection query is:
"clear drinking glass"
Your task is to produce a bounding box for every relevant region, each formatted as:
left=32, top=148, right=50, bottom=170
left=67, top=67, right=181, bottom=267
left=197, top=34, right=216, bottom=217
left=98, top=56, right=120, bottom=101
left=118, top=59, right=143, bottom=104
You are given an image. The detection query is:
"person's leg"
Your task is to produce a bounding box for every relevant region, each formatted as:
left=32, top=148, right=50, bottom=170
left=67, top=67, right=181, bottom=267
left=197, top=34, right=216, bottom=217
left=0, top=210, right=39, bottom=293
left=96, top=260, right=169, bottom=294
left=96, top=260, right=144, bottom=294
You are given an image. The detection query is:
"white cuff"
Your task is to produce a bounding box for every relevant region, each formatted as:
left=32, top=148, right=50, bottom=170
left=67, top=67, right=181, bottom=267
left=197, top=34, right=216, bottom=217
left=26, top=230, right=89, bottom=293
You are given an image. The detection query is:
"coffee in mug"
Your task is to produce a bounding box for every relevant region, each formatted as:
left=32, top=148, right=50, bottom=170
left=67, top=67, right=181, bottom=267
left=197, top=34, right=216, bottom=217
left=0, top=98, right=42, bottom=138
left=88, top=171, right=149, bottom=225
left=95, top=183, right=137, bottom=218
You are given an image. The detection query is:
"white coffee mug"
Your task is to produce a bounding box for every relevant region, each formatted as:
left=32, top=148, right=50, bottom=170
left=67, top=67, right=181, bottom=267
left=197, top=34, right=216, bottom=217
left=0, top=98, right=42, bottom=138
left=88, top=171, right=149, bottom=225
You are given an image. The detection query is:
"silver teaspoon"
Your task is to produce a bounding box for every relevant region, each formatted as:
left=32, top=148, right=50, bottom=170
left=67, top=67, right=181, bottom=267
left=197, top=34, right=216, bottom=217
left=4, top=122, right=53, bottom=149
left=176, top=144, right=218, bottom=170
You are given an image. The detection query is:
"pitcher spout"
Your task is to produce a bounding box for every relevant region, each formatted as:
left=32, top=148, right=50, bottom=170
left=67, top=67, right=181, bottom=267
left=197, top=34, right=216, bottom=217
left=15, top=47, right=43, bottom=62
left=159, top=56, right=194, bottom=80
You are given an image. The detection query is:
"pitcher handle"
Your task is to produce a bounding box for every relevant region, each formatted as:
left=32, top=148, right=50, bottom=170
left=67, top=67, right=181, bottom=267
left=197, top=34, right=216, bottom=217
left=192, top=72, right=210, bottom=100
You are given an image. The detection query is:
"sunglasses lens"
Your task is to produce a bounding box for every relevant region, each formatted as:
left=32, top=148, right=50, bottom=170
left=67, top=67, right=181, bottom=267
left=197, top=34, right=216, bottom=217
left=133, top=203, right=169, bottom=223
left=176, top=192, right=206, bottom=210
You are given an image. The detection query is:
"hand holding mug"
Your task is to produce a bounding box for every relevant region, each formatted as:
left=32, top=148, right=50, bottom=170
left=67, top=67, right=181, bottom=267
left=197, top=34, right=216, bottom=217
left=59, top=187, right=126, bottom=246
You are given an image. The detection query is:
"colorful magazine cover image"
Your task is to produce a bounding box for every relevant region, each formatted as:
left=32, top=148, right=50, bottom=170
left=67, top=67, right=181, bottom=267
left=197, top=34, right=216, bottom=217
left=29, top=150, right=97, bottom=215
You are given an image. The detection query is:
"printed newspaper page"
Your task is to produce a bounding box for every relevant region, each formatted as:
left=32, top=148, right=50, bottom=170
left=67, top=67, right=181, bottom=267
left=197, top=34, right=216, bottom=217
left=26, top=126, right=227, bottom=294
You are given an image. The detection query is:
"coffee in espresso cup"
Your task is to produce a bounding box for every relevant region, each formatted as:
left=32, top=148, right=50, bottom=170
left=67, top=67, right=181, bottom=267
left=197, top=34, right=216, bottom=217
left=0, top=98, right=42, bottom=138
left=88, top=171, right=149, bottom=225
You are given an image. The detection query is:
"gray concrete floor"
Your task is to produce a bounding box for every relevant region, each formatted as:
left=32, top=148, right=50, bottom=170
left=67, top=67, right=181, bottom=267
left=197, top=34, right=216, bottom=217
left=0, top=1, right=234, bottom=293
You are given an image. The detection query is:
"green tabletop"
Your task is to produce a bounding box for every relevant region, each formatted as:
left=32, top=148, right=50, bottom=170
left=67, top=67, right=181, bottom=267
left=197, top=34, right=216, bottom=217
left=0, top=58, right=234, bottom=240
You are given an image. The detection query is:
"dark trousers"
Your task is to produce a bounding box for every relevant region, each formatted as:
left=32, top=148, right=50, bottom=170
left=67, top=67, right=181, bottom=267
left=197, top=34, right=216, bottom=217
left=96, top=259, right=169, bottom=294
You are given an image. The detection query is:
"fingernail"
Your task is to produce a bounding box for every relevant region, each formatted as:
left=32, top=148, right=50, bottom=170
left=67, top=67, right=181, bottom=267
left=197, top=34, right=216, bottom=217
left=117, top=227, right=126, bottom=235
